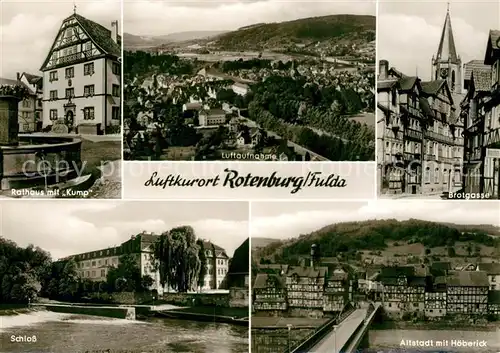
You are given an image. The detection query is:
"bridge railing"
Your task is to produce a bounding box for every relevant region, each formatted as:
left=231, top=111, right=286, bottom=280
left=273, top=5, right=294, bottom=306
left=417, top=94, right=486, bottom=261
left=342, top=302, right=382, bottom=353
left=287, top=302, right=355, bottom=353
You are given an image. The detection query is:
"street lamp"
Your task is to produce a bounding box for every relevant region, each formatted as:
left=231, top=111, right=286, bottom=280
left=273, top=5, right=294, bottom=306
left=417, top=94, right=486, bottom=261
left=286, top=324, right=293, bottom=353
left=333, top=325, right=338, bottom=353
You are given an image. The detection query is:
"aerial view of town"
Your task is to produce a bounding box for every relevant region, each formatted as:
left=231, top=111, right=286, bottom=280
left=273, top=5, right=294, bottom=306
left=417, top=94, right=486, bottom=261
left=0, top=2, right=122, bottom=198
left=250, top=201, right=500, bottom=353
left=377, top=1, right=500, bottom=200
left=123, top=1, right=375, bottom=161
left=0, top=201, right=249, bottom=353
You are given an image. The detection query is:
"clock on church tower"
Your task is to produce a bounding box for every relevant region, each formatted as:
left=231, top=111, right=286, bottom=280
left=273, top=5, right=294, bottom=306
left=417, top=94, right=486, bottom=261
left=440, top=68, right=449, bottom=79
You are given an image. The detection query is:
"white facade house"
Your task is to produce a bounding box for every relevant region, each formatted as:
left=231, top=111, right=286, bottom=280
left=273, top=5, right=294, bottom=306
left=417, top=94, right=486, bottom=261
left=40, top=12, right=121, bottom=134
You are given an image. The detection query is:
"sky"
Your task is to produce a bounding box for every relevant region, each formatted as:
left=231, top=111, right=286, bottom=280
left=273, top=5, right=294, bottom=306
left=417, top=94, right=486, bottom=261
left=251, top=200, right=500, bottom=240
left=0, top=0, right=121, bottom=79
left=124, top=0, right=376, bottom=36
left=378, top=0, right=499, bottom=81
left=0, top=201, right=249, bottom=260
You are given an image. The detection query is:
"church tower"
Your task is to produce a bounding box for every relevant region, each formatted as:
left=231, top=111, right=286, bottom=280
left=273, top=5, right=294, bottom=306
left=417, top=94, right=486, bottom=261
left=431, top=4, right=462, bottom=93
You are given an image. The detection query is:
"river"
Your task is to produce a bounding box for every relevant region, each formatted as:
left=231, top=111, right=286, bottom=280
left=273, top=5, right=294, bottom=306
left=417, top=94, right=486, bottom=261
left=0, top=311, right=248, bottom=353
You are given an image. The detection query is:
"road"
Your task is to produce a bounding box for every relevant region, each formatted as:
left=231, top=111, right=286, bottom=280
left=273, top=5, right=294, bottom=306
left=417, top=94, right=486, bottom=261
left=309, top=308, right=367, bottom=353
left=240, top=117, right=329, bottom=161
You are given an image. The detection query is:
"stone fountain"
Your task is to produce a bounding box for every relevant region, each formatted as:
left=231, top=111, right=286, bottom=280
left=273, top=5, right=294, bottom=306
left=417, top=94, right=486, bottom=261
left=0, top=84, right=84, bottom=194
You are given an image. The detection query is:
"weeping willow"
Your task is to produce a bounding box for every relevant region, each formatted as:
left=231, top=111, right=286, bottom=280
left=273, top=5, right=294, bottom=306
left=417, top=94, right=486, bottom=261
left=153, top=226, right=205, bottom=293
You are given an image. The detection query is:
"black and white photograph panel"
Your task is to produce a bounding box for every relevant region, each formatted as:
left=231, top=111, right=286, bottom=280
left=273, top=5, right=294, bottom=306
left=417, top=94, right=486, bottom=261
left=0, top=201, right=250, bottom=353
left=123, top=0, right=376, bottom=162
left=250, top=201, right=500, bottom=353
left=0, top=0, right=122, bottom=199
left=377, top=0, right=500, bottom=200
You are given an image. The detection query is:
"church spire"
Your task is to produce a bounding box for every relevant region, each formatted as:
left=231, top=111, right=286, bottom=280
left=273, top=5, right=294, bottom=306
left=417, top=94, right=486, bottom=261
left=435, top=4, right=458, bottom=63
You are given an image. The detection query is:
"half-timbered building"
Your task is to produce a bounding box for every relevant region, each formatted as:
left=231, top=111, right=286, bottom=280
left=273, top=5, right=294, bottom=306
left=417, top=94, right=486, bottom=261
left=487, top=290, right=500, bottom=317
left=252, top=273, right=287, bottom=314
left=477, top=263, right=500, bottom=290
left=379, top=266, right=426, bottom=317
left=446, top=270, right=489, bottom=315
left=285, top=266, right=327, bottom=317
left=377, top=63, right=423, bottom=195
left=419, top=79, right=461, bottom=194
left=40, top=12, right=121, bottom=134
left=425, top=276, right=447, bottom=317
left=323, top=271, right=348, bottom=312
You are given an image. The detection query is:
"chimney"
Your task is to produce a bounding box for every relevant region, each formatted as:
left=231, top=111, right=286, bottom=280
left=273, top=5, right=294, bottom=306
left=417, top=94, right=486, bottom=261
left=16, top=72, right=21, bottom=81
left=379, top=60, right=389, bottom=80
left=310, top=244, right=318, bottom=268
left=111, top=20, right=118, bottom=44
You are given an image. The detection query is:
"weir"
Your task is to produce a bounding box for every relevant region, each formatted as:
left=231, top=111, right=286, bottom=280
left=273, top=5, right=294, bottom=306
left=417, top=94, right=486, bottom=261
left=32, top=303, right=136, bottom=320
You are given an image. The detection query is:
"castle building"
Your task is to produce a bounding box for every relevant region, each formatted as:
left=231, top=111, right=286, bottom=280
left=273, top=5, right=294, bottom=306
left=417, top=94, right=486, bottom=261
left=202, top=240, right=229, bottom=290
left=64, top=232, right=162, bottom=294
left=40, top=12, right=121, bottom=134
left=62, top=233, right=229, bottom=294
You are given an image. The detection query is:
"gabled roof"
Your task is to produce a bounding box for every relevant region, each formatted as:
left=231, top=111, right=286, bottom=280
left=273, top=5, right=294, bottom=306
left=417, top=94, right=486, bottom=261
left=202, top=240, right=225, bottom=252
left=471, top=69, right=492, bottom=92
left=254, top=273, right=286, bottom=289
left=73, top=14, right=121, bottom=57
left=477, top=263, right=500, bottom=275
left=447, top=270, right=489, bottom=287
left=0, top=77, right=21, bottom=86
left=464, top=60, right=490, bottom=82
left=435, top=9, right=459, bottom=63
left=41, top=13, right=121, bottom=71
left=421, top=80, right=446, bottom=96
left=380, top=266, right=415, bottom=278
left=286, top=265, right=327, bottom=278
left=0, top=77, right=35, bottom=96
left=421, top=79, right=454, bottom=108
left=398, top=76, right=418, bottom=91
left=201, top=108, right=226, bottom=116
left=21, top=72, right=43, bottom=88
left=485, top=30, right=500, bottom=65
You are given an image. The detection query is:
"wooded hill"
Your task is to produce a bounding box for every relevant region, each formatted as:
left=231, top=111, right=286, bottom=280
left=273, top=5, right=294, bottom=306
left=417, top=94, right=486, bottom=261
left=215, top=14, right=375, bottom=50
left=254, top=219, right=500, bottom=263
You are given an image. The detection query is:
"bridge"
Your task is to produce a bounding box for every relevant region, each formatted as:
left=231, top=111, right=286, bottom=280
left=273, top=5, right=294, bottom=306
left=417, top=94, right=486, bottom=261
left=290, top=302, right=381, bottom=353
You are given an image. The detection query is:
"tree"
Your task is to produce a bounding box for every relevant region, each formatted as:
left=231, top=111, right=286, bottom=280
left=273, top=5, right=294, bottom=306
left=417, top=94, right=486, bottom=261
left=106, top=254, right=143, bottom=292
left=196, top=240, right=207, bottom=291
left=153, top=226, right=203, bottom=293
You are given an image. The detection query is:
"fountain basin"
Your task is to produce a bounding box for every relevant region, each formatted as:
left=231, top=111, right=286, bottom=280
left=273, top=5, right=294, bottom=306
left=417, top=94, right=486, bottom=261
left=0, top=95, right=21, bottom=145
left=0, top=134, right=82, bottom=190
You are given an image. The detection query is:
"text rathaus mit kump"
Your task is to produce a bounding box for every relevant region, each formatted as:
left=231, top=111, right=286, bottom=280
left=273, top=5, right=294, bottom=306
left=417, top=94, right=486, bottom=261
left=144, top=169, right=347, bottom=194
